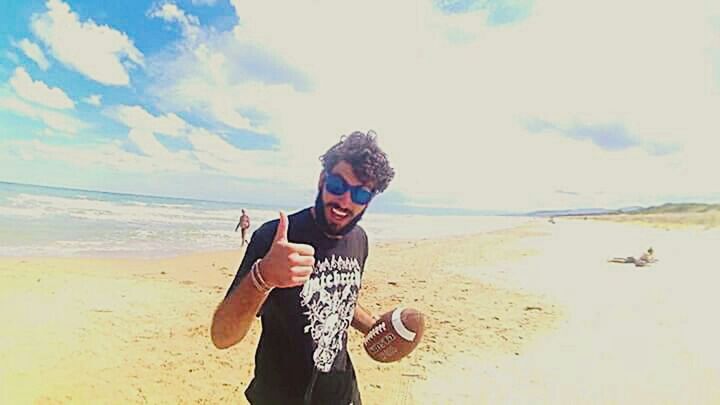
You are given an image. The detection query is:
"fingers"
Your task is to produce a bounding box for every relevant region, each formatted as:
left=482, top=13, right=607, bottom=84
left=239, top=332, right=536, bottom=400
left=290, top=276, right=310, bottom=285
left=273, top=211, right=288, bottom=243
left=289, top=266, right=313, bottom=285
left=290, top=266, right=314, bottom=278
left=287, top=242, right=315, bottom=257
left=290, top=252, right=315, bottom=267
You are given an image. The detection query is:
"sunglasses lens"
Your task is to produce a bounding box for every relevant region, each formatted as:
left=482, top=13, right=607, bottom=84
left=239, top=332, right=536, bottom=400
left=325, top=172, right=374, bottom=204
left=325, top=174, right=347, bottom=196
left=352, top=189, right=373, bottom=205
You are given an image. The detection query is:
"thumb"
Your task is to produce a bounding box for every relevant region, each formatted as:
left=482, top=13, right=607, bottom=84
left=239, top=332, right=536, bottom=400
left=273, top=211, right=289, bottom=242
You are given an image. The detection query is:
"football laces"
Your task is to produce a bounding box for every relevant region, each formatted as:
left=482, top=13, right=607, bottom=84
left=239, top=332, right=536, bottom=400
left=364, top=322, right=386, bottom=344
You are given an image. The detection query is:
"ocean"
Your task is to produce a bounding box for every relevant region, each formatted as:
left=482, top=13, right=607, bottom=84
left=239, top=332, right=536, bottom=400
left=0, top=181, right=531, bottom=258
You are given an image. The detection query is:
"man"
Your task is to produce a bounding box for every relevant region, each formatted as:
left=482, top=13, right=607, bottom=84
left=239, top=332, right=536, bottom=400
left=235, top=209, right=251, bottom=247
left=211, top=131, right=395, bottom=405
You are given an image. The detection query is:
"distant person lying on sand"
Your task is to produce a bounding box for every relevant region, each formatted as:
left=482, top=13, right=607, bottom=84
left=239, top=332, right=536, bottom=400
left=609, top=247, right=657, bottom=267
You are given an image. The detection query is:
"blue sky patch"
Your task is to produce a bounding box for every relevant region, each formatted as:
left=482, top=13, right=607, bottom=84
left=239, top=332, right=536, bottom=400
left=526, top=118, right=681, bottom=156
left=224, top=44, right=313, bottom=92
left=221, top=129, right=279, bottom=151
left=567, top=123, right=638, bottom=151
left=435, top=0, right=534, bottom=25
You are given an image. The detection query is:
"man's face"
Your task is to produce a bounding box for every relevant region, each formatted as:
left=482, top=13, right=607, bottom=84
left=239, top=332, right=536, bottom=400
left=318, top=160, right=374, bottom=233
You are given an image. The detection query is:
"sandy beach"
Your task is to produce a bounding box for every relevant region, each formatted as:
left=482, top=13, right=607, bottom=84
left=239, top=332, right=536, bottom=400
left=2, top=218, right=719, bottom=404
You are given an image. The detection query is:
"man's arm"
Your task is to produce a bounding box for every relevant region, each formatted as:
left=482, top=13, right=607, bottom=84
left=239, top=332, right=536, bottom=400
left=211, top=272, right=269, bottom=349
left=211, top=212, right=315, bottom=349
left=351, top=303, right=378, bottom=335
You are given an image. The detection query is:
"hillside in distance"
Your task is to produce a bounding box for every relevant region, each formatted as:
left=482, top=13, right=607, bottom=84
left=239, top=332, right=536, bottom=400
left=630, top=203, right=720, bottom=214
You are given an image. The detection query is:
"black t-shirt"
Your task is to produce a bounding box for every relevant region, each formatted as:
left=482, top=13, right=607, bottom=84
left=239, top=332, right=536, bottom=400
left=226, top=208, right=368, bottom=405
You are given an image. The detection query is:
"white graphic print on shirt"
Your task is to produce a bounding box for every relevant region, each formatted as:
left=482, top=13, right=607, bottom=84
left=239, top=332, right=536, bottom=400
left=300, top=255, right=362, bottom=372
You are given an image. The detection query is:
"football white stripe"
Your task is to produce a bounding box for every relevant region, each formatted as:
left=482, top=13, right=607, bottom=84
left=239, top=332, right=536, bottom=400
left=391, top=307, right=416, bottom=341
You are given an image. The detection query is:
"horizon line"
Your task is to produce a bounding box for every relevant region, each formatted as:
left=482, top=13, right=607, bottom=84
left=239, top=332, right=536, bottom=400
left=0, top=179, right=271, bottom=208
left=0, top=179, right=519, bottom=216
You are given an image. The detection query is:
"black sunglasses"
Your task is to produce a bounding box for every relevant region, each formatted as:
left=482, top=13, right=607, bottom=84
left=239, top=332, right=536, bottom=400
left=324, top=172, right=374, bottom=205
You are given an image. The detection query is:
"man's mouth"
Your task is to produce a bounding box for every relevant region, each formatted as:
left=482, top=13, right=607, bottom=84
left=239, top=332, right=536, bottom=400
left=328, top=206, right=350, bottom=222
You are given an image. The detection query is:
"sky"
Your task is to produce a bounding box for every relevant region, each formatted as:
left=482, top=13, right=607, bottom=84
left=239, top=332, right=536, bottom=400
left=1, top=0, right=719, bottom=213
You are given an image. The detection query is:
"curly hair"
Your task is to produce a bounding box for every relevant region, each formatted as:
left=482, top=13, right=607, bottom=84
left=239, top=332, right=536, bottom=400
left=319, top=130, right=395, bottom=193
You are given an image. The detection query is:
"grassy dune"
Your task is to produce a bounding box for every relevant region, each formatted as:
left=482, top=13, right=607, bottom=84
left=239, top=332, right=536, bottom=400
left=578, top=203, right=720, bottom=229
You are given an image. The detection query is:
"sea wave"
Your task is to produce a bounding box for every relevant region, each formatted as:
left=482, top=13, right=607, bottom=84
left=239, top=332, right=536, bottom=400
left=0, top=184, right=532, bottom=258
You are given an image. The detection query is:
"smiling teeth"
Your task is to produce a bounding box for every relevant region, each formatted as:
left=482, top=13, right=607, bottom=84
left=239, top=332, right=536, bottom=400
left=331, top=207, right=349, bottom=217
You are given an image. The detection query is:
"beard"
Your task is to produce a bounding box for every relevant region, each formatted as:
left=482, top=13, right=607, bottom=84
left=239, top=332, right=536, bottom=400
left=313, top=189, right=366, bottom=237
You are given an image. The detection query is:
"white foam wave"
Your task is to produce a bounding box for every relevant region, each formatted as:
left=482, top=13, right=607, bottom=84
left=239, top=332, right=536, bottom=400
left=0, top=188, right=533, bottom=258
left=1, top=193, right=253, bottom=226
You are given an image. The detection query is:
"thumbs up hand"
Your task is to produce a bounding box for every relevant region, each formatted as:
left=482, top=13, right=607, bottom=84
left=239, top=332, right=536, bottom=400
left=257, top=212, right=315, bottom=288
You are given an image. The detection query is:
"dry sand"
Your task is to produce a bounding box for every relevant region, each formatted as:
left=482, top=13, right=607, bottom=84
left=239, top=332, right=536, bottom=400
left=417, top=219, right=720, bottom=404
left=2, top=218, right=718, bottom=404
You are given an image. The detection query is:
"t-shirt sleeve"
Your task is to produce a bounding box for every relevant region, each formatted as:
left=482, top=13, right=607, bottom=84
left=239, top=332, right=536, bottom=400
left=224, top=227, right=271, bottom=299
left=363, top=229, right=369, bottom=262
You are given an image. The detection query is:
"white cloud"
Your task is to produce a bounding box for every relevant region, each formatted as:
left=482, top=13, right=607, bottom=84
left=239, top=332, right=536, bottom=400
left=148, top=2, right=201, bottom=41
left=9, top=67, right=74, bottom=109
left=210, top=103, right=252, bottom=130
left=12, top=139, right=196, bottom=173
left=98, top=102, right=295, bottom=187
left=222, top=0, right=720, bottom=210
left=146, top=5, right=271, bottom=132
left=14, top=38, right=50, bottom=70
left=40, top=128, right=60, bottom=137
left=105, top=104, right=282, bottom=179
left=106, top=105, right=189, bottom=159
left=0, top=95, right=83, bottom=134
left=31, top=0, right=143, bottom=86
left=187, top=127, right=280, bottom=177
left=108, top=105, right=186, bottom=136
left=83, top=94, right=102, bottom=106
left=149, top=39, right=272, bottom=132
left=127, top=128, right=173, bottom=158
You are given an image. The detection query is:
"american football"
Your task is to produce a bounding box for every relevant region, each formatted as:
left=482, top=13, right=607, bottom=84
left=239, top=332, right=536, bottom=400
left=363, top=307, right=425, bottom=363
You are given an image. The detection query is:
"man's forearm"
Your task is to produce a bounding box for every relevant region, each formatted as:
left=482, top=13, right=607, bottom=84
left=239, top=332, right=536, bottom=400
left=352, top=303, right=377, bottom=335
left=211, top=274, right=269, bottom=349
